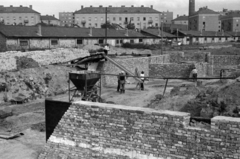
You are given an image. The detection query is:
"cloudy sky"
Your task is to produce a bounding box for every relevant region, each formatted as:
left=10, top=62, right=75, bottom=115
left=3, top=0, right=240, bottom=18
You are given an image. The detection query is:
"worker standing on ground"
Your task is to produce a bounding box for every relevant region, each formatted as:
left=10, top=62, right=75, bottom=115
left=140, top=71, right=145, bottom=90
left=191, top=66, right=198, bottom=82
left=117, top=72, right=121, bottom=92
left=103, top=44, right=110, bottom=56
left=119, top=71, right=126, bottom=94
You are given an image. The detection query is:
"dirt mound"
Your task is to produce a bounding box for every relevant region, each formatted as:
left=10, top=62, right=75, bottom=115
left=16, top=56, right=39, bottom=70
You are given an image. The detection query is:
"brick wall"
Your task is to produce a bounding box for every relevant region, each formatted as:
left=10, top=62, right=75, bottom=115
left=149, top=63, right=194, bottom=78
left=39, top=101, right=240, bottom=159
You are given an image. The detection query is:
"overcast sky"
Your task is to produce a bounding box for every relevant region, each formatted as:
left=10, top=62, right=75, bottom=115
left=3, top=0, right=240, bottom=18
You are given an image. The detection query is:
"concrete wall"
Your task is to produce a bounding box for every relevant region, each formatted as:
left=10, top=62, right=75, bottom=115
left=39, top=101, right=240, bottom=159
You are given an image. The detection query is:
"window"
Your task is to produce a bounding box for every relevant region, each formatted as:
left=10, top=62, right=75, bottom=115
left=219, top=37, right=222, bottom=40
left=204, top=37, right=207, bottom=41
left=89, top=17, right=91, bottom=21
left=137, top=17, right=140, bottom=21
left=99, top=39, right=104, bottom=44
left=51, top=39, right=58, bottom=45
left=143, top=17, right=146, bottom=21
left=212, top=37, right=214, bottom=41
left=95, top=17, right=97, bottom=21
left=139, top=39, right=143, bottom=43
left=130, top=17, right=134, bottom=21
left=196, top=37, right=199, bottom=41
left=119, top=17, right=122, bottom=21
left=95, top=23, right=98, bottom=27
left=19, top=40, right=28, bottom=46
left=77, top=39, right=83, bottom=44
left=130, top=39, right=134, bottom=43
left=120, top=40, right=123, bottom=44
left=225, top=37, right=228, bottom=40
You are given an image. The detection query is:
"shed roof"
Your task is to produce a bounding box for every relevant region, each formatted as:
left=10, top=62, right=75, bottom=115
left=0, top=25, right=153, bottom=38
left=172, top=15, right=188, bottom=21
left=178, top=30, right=233, bottom=37
left=141, top=29, right=176, bottom=38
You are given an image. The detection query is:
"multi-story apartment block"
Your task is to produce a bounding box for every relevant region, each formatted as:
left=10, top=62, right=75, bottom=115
left=0, top=5, right=40, bottom=26
left=59, top=12, right=74, bottom=26
left=172, top=15, right=188, bottom=25
left=188, top=7, right=220, bottom=32
left=161, top=11, right=173, bottom=24
left=73, top=5, right=169, bottom=29
left=221, top=11, right=240, bottom=32
left=41, top=15, right=60, bottom=26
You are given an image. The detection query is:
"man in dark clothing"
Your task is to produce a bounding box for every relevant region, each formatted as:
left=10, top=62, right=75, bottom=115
left=117, top=72, right=121, bottom=92
left=119, top=71, right=126, bottom=93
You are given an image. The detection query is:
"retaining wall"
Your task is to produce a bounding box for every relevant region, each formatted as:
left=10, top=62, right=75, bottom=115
left=39, top=101, right=240, bottom=159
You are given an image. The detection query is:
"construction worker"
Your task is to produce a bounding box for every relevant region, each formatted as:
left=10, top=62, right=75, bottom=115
left=119, top=71, right=126, bottom=93
left=191, top=66, right=198, bottom=82
left=103, top=44, right=110, bottom=56
left=140, top=71, right=145, bottom=90
left=117, top=72, right=121, bottom=92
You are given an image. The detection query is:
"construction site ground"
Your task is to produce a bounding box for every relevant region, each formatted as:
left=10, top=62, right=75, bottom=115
left=0, top=78, right=197, bottom=159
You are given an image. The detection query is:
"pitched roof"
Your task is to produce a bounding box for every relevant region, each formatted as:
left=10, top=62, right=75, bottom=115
left=74, top=6, right=161, bottom=14
left=178, top=30, right=233, bottom=37
left=141, top=29, right=176, bottom=38
left=0, top=25, right=153, bottom=38
left=0, top=6, right=39, bottom=14
left=41, top=15, right=59, bottom=21
left=191, top=8, right=219, bottom=16
left=172, top=15, right=188, bottom=21
left=220, top=12, right=240, bottom=20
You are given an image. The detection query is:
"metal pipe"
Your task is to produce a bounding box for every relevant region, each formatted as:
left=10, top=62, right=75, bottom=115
left=89, top=72, right=235, bottom=80
left=105, top=7, right=107, bottom=44
left=161, top=20, right=163, bottom=55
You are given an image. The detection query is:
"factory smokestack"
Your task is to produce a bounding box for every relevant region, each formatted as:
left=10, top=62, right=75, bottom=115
left=189, top=0, right=195, bottom=16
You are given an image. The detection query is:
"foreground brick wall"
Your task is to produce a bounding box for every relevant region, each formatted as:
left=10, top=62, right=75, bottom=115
left=39, top=101, right=240, bottom=159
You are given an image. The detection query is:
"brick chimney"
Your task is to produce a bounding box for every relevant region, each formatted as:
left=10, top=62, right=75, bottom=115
left=109, top=5, right=112, bottom=7
left=150, top=5, right=153, bottom=9
left=10, top=5, right=13, bottom=7
left=131, top=5, right=134, bottom=7
left=121, top=5, right=125, bottom=7
left=20, top=5, right=22, bottom=7
left=141, top=5, right=144, bottom=7
left=99, top=5, right=103, bottom=8
left=90, top=5, right=92, bottom=7
left=125, top=28, right=129, bottom=36
left=37, top=25, right=42, bottom=36
left=53, top=14, right=55, bottom=17
left=29, top=5, right=32, bottom=9
left=81, top=5, right=84, bottom=9
left=89, top=27, right=92, bottom=36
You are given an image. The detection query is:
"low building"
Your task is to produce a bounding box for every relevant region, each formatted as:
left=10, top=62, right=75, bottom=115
left=188, top=7, right=220, bottom=32
left=41, top=15, right=61, bottom=26
left=221, top=11, right=240, bottom=32
left=172, top=15, right=188, bottom=25
left=173, top=30, right=240, bottom=45
left=0, top=25, right=163, bottom=51
left=0, top=5, right=40, bottom=26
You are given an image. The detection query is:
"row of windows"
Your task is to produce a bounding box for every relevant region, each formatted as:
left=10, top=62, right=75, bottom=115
left=19, top=38, right=145, bottom=46
left=78, top=22, right=159, bottom=27
left=195, top=37, right=240, bottom=41
left=75, top=16, right=165, bottom=22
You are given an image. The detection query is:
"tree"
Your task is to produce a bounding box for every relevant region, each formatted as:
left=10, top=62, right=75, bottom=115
left=101, top=22, right=116, bottom=29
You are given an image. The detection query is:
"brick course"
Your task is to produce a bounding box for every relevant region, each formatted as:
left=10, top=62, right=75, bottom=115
left=39, top=101, right=240, bottom=159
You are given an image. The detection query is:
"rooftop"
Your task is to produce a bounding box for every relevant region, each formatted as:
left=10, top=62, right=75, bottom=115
left=178, top=30, right=235, bottom=37
left=74, top=6, right=161, bottom=14
left=141, top=29, right=176, bottom=38
left=0, top=25, right=153, bottom=38
left=172, top=15, right=189, bottom=21
left=191, top=7, right=219, bottom=16
left=0, top=5, right=39, bottom=14
left=41, top=15, right=59, bottom=21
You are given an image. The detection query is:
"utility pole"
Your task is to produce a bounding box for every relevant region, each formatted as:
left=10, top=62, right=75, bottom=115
left=105, top=7, right=107, bottom=44
left=161, top=19, right=163, bottom=55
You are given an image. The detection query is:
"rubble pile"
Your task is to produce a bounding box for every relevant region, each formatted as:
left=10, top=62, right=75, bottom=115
left=0, top=48, right=90, bottom=72
left=0, top=66, right=73, bottom=103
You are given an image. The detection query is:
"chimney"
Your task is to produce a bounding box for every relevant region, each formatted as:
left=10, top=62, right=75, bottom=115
left=121, top=5, right=125, bottom=7
left=150, top=5, right=153, bottom=9
left=131, top=5, right=134, bottom=7
left=177, top=14, right=179, bottom=17
left=53, top=14, right=55, bottom=17
left=189, top=0, right=195, bottom=16
left=20, top=5, right=22, bottom=7
left=29, top=5, right=32, bottom=9
left=81, top=5, right=84, bottom=9
left=10, top=5, right=13, bottom=7
left=109, top=5, right=112, bottom=7
left=99, top=5, right=103, bottom=8
left=89, top=27, right=92, bottom=36
left=125, top=28, right=129, bottom=36
left=90, top=5, right=92, bottom=8
left=37, top=25, right=42, bottom=36
left=141, top=5, right=144, bottom=7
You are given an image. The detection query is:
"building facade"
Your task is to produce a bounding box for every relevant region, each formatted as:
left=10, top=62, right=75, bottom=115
left=188, top=7, right=220, bottom=32
left=221, top=11, right=240, bottom=32
left=172, top=15, right=189, bottom=25
left=59, top=12, right=74, bottom=26
left=0, top=5, right=40, bottom=26
left=41, top=15, right=61, bottom=26
left=73, top=5, right=171, bottom=29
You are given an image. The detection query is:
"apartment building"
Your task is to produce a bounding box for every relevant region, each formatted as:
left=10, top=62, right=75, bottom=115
left=188, top=7, right=221, bottom=32
left=41, top=15, right=60, bottom=26
left=59, top=12, right=74, bottom=26
left=0, top=5, right=40, bottom=26
left=172, top=15, right=188, bottom=25
left=73, top=5, right=170, bottom=29
left=221, top=11, right=240, bottom=32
